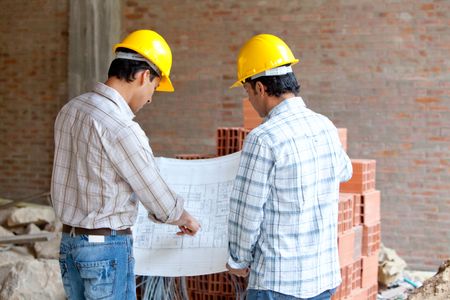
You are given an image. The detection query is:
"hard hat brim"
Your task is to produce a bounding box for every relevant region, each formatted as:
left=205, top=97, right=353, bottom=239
left=156, top=76, right=174, bottom=92
left=230, top=80, right=243, bottom=89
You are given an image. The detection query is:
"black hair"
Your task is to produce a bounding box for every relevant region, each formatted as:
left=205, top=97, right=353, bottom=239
left=108, top=48, right=159, bottom=82
left=245, top=68, right=300, bottom=97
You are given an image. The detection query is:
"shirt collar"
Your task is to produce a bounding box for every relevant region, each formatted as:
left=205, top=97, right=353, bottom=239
left=265, top=96, right=306, bottom=121
left=92, top=82, right=135, bottom=119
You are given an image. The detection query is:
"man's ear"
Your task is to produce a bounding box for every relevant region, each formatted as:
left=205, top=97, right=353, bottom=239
left=255, top=81, right=265, bottom=96
left=137, top=70, right=149, bottom=86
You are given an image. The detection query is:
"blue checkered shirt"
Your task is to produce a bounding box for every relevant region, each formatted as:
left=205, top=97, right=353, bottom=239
left=228, top=97, right=352, bottom=298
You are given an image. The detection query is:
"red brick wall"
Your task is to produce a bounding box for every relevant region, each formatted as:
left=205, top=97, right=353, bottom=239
left=123, top=1, right=450, bottom=270
left=291, top=2, right=450, bottom=271
left=0, top=0, right=448, bottom=270
left=0, top=1, right=68, bottom=200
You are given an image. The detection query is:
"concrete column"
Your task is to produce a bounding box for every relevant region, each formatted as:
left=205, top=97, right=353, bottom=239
left=68, top=0, right=121, bottom=99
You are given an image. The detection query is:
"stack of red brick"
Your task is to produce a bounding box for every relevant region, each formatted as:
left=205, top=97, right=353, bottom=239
left=176, top=99, right=381, bottom=299
left=333, top=158, right=380, bottom=300
left=176, top=127, right=249, bottom=160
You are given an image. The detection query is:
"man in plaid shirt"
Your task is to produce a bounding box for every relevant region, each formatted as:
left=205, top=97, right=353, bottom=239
left=227, top=34, right=352, bottom=300
left=51, top=30, right=200, bottom=300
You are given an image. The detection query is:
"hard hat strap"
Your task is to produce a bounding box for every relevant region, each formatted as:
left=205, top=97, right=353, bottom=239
left=115, top=52, right=162, bottom=77
left=250, top=65, right=293, bottom=80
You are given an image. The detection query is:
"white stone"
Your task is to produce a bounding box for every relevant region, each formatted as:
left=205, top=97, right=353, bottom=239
left=21, top=224, right=60, bottom=259
left=25, top=223, right=42, bottom=234
left=34, top=232, right=61, bottom=259
left=6, top=206, right=55, bottom=227
left=378, top=243, right=407, bottom=286
left=0, top=247, right=35, bottom=289
left=0, top=226, right=14, bottom=237
left=0, top=208, right=15, bottom=226
left=0, top=247, right=34, bottom=267
left=0, top=259, right=65, bottom=300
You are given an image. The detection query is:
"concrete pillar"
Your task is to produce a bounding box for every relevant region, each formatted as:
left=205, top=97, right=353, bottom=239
left=68, top=0, right=121, bottom=99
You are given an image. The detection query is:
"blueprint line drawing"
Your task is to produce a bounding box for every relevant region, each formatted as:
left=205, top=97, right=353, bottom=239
left=134, top=181, right=233, bottom=249
left=132, top=151, right=241, bottom=276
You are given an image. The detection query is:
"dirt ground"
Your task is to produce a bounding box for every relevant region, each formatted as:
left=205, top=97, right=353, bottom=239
left=407, top=260, right=450, bottom=300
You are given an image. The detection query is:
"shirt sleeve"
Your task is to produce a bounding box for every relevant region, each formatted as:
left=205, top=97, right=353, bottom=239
left=228, top=133, right=274, bottom=269
left=103, top=123, right=184, bottom=224
left=332, top=128, right=352, bottom=183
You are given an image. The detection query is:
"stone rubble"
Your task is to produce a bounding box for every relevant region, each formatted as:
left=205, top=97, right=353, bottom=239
left=407, top=260, right=450, bottom=300
left=0, top=202, right=63, bottom=299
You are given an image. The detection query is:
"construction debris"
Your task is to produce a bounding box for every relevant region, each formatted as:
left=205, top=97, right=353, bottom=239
left=0, top=232, right=56, bottom=245
left=0, top=198, right=63, bottom=299
left=7, top=206, right=55, bottom=227
left=376, top=245, right=436, bottom=300
left=0, top=225, right=14, bottom=237
left=0, top=208, right=14, bottom=225
left=378, top=243, right=408, bottom=287
left=407, top=260, right=450, bottom=300
left=0, top=259, right=65, bottom=300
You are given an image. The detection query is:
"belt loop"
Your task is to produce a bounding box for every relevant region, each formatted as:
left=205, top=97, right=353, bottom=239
left=111, top=229, right=116, bottom=236
left=69, top=227, right=76, bottom=237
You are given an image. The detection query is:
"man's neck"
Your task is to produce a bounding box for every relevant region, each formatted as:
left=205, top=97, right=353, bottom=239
left=104, top=77, right=133, bottom=105
left=265, top=93, right=296, bottom=115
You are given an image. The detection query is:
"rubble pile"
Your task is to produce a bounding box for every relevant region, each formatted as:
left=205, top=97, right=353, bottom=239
left=0, top=199, right=64, bottom=300
left=378, top=244, right=408, bottom=287
left=407, top=260, right=450, bottom=300
left=377, top=244, right=450, bottom=300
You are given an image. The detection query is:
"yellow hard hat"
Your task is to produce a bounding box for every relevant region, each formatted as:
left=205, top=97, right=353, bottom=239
left=114, top=30, right=174, bottom=92
left=231, top=34, right=299, bottom=88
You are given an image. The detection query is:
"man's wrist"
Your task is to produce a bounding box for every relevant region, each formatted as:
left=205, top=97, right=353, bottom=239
left=227, top=257, right=248, bottom=269
left=167, top=209, right=187, bottom=226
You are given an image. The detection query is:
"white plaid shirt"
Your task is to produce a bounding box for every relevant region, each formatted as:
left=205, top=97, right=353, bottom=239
left=51, top=82, right=184, bottom=230
left=228, top=97, right=352, bottom=298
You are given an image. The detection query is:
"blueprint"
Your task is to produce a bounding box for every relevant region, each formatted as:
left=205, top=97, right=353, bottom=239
left=133, top=151, right=241, bottom=276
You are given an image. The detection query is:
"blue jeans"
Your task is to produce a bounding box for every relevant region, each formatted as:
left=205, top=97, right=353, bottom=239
left=59, top=232, right=136, bottom=300
left=247, top=288, right=336, bottom=300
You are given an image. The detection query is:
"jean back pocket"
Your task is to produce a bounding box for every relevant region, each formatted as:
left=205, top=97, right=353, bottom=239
left=77, top=259, right=117, bottom=299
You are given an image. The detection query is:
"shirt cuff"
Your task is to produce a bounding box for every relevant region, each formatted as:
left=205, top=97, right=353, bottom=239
left=147, top=212, right=164, bottom=224
left=147, top=194, right=184, bottom=224
left=227, top=256, right=249, bottom=270
left=164, top=195, right=184, bottom=223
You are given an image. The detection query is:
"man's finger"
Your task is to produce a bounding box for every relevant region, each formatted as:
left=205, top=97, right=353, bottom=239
left=176, top=225, right=196, bottom=236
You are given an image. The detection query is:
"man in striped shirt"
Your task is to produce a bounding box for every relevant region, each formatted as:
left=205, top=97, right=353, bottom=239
left=51, top=30, right=200, bottom=300
left=227, top=34, right=352, bottom=299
